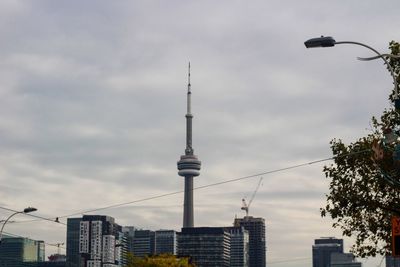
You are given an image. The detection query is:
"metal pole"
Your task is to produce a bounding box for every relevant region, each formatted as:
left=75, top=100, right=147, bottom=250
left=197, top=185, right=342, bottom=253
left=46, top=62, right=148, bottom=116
left=0, top=212, right=22, bottom=244
left=335, top=41, right=399, bottom=100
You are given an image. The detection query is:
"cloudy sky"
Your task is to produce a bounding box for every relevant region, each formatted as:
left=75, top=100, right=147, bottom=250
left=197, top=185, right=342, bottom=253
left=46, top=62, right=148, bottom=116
left=0, top=1, right=399, bottom=266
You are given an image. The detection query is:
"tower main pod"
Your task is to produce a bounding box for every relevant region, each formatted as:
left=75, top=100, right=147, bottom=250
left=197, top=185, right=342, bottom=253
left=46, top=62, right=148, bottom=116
left=177, top=63, right=201, bottom=228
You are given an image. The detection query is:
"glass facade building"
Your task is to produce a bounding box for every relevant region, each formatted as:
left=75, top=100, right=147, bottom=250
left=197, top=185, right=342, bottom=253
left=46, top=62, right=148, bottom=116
left=225, top=226, right=249, bottom=267
left=155, top=230, right=177, bottom=255
left=0, top=236, right=45, bottom=267
left=66, top=217, right=82, bottom=267
left=131, top=230, right=155, bottom=257
left=178, top=227, right=231, bottom=267
left=330, top=252, right=362, bottom=267
left=312, top=237, right=344, bottom=267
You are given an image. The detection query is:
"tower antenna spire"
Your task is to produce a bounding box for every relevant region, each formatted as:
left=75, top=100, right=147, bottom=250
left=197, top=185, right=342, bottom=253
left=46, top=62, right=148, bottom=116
left=177, top=62, right=201, bottom=228
left=188, top=62, right=191, bottom=89
left=187, top=62, right=191, bottom=115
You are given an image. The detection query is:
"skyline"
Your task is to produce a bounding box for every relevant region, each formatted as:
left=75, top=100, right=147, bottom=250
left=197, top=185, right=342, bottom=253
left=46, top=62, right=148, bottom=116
left=0, top=1, right=400, bottom=267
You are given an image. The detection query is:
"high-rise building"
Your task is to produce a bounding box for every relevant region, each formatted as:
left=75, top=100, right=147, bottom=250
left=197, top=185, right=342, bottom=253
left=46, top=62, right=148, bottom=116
left=225, top=227, right=249, bottom=267
left=66, top=217, right=82, bottom=267
left=234, top=216, right=266, bottom=267
left=312, top=237, right=344, bottom=267
left=80, top=215, right=122, bottom=266
left=177, top=63, right=201, bottom=228
left=67, top=215, right=125, bottom=267
left=155, top=230, right=177, bottom=255
left=178, top=227, right=231, bottom=267
left=0, top=235, right=45, bottom=267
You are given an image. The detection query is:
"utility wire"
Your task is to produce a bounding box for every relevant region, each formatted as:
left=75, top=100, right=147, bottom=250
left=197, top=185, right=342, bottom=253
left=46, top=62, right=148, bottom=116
left=0, top=206, right=66, bottom=226
left=58, top=161, right=331, bottom=218
left=268, top=257, right=311, bottom=264
left=58, top=149, right=369, bottom=218
left=2, top=149, right=370, bottom=224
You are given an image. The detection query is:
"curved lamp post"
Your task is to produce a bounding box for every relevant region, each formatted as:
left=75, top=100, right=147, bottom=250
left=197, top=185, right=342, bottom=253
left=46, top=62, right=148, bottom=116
left=304, top=36, right=400, bottom=109
left=0, top=207, right=37, bottom=244
left=305, top=37, right=400, bottom=188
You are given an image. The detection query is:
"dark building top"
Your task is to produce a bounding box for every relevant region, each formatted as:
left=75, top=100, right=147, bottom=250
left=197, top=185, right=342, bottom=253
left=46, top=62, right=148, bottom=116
left=181, top=227, right=228, bottom=235
left=312, top=237, right=344, bottom=267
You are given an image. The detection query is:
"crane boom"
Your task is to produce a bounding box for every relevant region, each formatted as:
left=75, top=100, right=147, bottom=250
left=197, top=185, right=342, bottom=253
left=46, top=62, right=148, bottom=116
left=241, top=177, right=263, bottom=217
left=248, top=177, right=263, bottom=207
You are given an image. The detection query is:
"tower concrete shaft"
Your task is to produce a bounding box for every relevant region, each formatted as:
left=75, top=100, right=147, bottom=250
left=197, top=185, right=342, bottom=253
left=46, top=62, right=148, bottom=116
left=177, top=63, right=201, bottom=228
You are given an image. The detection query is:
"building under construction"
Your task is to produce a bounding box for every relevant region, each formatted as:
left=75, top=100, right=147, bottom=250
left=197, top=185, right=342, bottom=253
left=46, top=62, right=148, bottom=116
left=234, top=216, right=266, bottom=267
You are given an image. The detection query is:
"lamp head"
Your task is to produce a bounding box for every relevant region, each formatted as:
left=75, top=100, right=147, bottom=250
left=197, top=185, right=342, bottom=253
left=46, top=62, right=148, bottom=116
left=305, top=36, right=336, bottom=48
left=23, top=207, right=37, bottom=213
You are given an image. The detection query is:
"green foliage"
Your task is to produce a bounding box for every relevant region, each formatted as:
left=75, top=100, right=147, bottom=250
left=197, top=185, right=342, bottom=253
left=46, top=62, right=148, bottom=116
left=125, top=253, right=195, bottom=267
left=322, top=41, right=400, bottom=257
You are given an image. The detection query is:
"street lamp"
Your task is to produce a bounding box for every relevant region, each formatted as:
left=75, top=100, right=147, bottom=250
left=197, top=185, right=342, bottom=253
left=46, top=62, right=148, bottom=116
left=304, top=36, right=400, bottom=109
left=0, top=207, right=37, bottom=244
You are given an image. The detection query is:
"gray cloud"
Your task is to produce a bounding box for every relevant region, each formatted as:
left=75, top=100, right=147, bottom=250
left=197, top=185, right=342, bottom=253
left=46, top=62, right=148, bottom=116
left=0, top=1, right=398, bottom=266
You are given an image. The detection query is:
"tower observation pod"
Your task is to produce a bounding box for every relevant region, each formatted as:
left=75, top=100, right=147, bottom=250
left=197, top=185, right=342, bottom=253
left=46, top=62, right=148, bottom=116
left=177, top=62, right=201, bottom=228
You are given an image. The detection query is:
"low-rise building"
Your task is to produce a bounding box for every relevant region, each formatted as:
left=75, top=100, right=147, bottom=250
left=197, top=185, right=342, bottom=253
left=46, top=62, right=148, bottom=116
left=178, top=227, right=231, bottom=267
left=331, top=252, right=362, bottom=267
left=155, top=230, right=177, bottom=255
left=0, top=235, right=45, bottom=267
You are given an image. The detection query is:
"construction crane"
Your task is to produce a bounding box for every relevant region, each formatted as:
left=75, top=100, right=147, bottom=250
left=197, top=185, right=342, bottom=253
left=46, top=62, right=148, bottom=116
left=241, top=177, right=263, bottom=217
left=48, top=242, right=64, bottom=255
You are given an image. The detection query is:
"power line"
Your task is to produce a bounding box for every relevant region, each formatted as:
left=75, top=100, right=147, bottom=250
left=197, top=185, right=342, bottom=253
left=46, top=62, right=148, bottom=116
left=1, top=149, right=370, bottom=224
left=268, top=257, right=311, bottom=264
left=0, top=206, right=66, bottom=226
left=57, top=149, right=369, bottom=218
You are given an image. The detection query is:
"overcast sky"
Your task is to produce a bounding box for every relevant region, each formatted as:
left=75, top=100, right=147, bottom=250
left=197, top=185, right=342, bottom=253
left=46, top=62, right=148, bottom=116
left=0, top=1, right=399, bottom=266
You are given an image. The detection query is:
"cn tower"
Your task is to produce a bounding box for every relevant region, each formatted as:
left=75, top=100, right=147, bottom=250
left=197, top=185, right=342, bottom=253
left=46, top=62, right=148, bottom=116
left=177, top=63, right=201, bottom=228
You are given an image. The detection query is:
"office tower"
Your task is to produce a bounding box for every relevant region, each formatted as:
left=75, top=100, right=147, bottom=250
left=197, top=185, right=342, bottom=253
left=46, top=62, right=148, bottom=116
left=330, top=252, right=362, bottom=267
left=79, top=215, right=122, bottom=266
left=0, top=235, right=45, bottom=266
left=67, top=215, right=125, bottom=267
left=312, top=237, right=344, bottom=267
left=155, top=230, right=177, bottom=255
left=178, top=227, right=230, bottom=267
left=177, top=63, right=201, bottom=228
left=234, top=216, right=266, bottom=267
left=67, top=217, right=83, bottom=267
left=131, top=230, right=155, bottom=257
left=225, top=227, right=249, bottom=267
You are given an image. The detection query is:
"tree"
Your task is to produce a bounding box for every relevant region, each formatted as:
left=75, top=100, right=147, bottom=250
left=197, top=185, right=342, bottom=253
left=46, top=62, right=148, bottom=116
left=322, top=41, right=400, bottom=257
left=125, top=253, right=195, bottom=267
